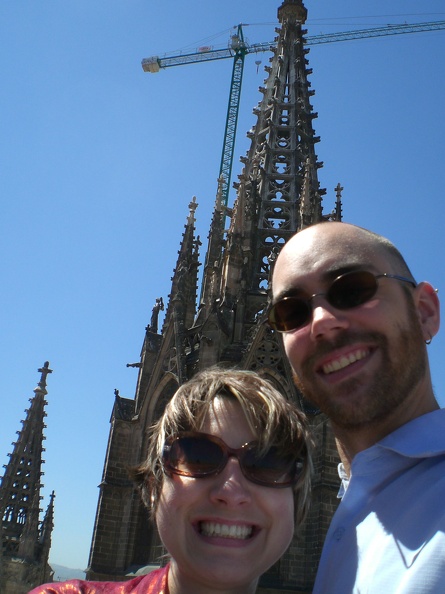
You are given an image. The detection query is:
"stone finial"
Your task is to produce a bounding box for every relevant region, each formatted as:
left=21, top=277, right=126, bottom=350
left=335, top=182, right=344, bottom=201
left=34, top=361, right=52, bottom=396
left=278, top=0, right=308, bottom=25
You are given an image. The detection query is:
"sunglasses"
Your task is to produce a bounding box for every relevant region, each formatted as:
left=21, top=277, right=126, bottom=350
left=162, top=431, right=303, bottom=488
left=268, top=270, right=416, bottom=333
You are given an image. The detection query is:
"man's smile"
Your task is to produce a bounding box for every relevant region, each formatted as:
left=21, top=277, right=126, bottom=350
left=321, top=347, right=370, bottom=375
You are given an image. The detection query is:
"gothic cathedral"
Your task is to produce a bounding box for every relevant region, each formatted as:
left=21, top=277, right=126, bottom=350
left=88, top=2, right=341, bottom=591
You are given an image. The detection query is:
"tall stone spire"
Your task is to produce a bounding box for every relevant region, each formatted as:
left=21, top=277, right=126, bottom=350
left=0, top=362, right=55, bottom=593
left=194, top=0, right=334, bottom=367
left=88, top=2, right=342, bottom=589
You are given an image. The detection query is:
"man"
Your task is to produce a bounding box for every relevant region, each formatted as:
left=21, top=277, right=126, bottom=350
left=269, top=221, right=444, bottom=593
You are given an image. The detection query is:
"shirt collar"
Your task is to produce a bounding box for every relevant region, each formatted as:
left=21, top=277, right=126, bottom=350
left=377, top=408, right=445, bottom=458
left=336, top=409, right=445, bottom=496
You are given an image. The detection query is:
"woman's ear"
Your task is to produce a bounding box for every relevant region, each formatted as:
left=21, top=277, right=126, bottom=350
left=414, top=282, right=440, bottom=342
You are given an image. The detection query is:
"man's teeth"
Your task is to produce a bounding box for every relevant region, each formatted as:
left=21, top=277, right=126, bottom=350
left=322, top=349, right=368, bottom=375
left=200, top=522, right=252, bottom=540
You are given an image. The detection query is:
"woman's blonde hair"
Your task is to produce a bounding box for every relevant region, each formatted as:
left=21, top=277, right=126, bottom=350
left=131, top=367, right=313, bottom=525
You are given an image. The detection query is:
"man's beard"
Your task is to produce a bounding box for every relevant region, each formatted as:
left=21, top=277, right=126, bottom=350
left=292, top=303, right=427, bottom=431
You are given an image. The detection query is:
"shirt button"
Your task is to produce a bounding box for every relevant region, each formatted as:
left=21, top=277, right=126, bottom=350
left=333, top=527, right=345, bottom=541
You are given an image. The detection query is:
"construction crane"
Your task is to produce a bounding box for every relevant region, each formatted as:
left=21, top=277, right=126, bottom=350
left=142, top=20, right=445, bottom=207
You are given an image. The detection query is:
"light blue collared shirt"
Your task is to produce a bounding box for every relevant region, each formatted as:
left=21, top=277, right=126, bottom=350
left=313, top=409, right=445, bottom=593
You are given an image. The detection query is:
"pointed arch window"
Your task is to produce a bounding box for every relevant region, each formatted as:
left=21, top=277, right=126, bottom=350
left=3, top=505, right=15, bottom=523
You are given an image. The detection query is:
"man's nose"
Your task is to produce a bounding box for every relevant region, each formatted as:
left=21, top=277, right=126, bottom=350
left=310, top=297, right=349, bottom=340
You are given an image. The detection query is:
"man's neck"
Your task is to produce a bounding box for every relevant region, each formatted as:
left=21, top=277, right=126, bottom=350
left=332, top=394, right=440, bottom=476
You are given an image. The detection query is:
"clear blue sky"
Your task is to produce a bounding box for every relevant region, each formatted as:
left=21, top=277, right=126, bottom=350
left=1, top=0, right=444, bottom=573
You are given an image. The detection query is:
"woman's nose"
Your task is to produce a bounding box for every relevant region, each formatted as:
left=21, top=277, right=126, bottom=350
left=209, top=457, right=252, bottom=506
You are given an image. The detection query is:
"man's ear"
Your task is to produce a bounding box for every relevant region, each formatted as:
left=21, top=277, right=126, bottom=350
left=414, top=282, right=440, bottom=341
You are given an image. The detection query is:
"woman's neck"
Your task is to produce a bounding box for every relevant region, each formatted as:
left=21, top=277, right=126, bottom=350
left=167, top=564, right=258, bottom=594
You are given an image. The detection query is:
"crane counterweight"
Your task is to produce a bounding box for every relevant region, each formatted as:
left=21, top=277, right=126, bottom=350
left=141, top=57, right=160, bottom=73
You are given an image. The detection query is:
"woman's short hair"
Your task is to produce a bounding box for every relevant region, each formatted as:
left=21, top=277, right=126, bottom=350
left=131, top=367, right=313, bottom=525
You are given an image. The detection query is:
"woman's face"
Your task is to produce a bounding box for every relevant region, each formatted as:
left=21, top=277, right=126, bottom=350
left=156, top=396, right=295, bottom=594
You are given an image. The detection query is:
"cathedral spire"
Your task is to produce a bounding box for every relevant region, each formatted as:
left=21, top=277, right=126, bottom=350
left=214, top=0, right=326, bottom=352
left=0, top=362, right=54, bottom=592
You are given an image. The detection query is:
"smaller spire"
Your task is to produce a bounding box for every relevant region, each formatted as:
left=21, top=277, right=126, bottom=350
left=322, top=183, right=344, bottom=222
left=161, top=197, right=201, bottom=370
left=215, top=175, right=224, bottom=212
left=299, top=157, right=322, bottom=228
left=39, top=491, right=55, bottom=545
left=334, top=183, right=343, bottom=221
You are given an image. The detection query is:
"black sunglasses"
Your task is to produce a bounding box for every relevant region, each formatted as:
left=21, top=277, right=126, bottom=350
left=268, top=270, right=416, bottom=333
left=162, top=431, right=303, bottom=488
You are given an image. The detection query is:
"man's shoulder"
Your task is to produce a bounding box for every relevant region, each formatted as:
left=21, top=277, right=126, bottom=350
left=378, top=408, right=445, bottom=457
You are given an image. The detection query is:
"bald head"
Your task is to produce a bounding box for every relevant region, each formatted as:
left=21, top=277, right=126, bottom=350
left=272, top=222, right=414, bottom=300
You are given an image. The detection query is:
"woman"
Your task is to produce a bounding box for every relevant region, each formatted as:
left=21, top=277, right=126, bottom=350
left=30, top=368, right=312, bottom=594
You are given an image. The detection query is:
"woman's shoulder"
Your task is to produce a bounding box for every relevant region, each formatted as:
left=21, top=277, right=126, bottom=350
left=28, top=565, right=169, bottom=594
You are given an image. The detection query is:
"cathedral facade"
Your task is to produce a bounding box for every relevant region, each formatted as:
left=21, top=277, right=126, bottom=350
left=87, top=1, right=342, bottom=591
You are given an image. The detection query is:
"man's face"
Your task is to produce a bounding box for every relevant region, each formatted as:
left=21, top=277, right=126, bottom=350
left=272, top=224, right=427, bottom=432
